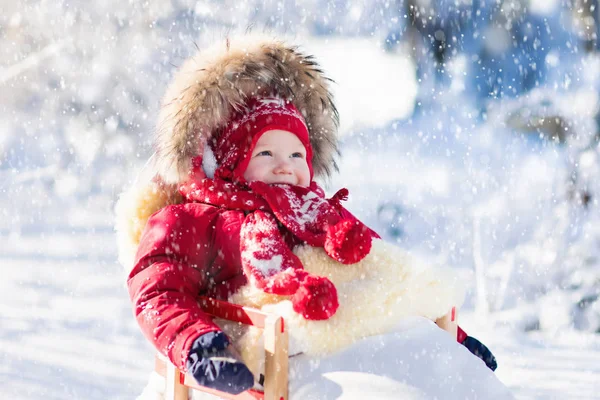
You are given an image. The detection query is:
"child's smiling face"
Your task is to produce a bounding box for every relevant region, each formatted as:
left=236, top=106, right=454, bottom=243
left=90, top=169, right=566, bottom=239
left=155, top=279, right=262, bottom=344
left=243, top=129, right=310, bottom=187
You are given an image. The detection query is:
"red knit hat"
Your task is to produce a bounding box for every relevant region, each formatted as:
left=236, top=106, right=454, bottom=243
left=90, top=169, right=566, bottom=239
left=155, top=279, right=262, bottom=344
left=211, top=97, right=313, bottom=183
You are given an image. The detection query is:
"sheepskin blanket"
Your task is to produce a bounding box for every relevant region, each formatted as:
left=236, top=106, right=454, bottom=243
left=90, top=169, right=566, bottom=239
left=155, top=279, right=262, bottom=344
left=219, top=239, right=464, bottom=378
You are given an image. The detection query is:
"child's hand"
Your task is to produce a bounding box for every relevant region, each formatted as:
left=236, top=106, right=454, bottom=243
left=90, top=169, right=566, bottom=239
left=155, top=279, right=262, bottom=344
left=461, top=335, right=498, bottom=371
left=186, top=331, right=254, bottom=394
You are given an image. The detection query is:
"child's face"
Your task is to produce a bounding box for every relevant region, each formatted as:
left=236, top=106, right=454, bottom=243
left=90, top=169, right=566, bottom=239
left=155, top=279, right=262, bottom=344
left=243, top=129, right=310, bottom=187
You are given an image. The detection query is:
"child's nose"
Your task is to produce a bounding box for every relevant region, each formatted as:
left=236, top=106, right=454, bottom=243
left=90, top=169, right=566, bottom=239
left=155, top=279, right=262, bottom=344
left=273, top=158, right=293, bottom=174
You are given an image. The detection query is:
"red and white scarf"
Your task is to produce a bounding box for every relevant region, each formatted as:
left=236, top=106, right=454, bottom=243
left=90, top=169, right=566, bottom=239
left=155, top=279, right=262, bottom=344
left=179, top=177, right=372, bottom=320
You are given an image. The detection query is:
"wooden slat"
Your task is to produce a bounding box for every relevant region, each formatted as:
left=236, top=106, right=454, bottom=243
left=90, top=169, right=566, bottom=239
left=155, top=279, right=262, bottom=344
left=165, top=360, right=189, bottom=400
left=263, top=316, right=288, bottom=400
left=435, top=306, right=458, bottom=340
left=199, top=296, right=268, bottom=328
left=181, top=374, right=264, bottom=399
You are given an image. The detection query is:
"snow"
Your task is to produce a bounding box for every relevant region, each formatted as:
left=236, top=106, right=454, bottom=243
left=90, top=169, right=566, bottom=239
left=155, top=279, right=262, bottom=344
left=288, top=317, right=513, bottom=400
left=305, top=37, right=417, bottom=133
left=529, top=0, right=560, bottom=16
left=3, top=2, right=600, bottom=399
left=249, top=253, right=284, bottom=277
left=202, top=145, right=217, bottom=179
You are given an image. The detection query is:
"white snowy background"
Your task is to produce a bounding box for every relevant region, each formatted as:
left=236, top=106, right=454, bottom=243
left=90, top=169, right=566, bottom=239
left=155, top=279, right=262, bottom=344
left=2, top=0, right=600, bottom=398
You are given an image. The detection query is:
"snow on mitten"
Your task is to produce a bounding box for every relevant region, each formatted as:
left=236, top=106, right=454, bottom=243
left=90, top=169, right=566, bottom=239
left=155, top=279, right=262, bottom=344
left=240, top=210, right=306, bottom=295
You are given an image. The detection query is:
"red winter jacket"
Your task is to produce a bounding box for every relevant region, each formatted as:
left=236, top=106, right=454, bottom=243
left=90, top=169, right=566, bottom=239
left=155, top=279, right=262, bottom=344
left=128, top=202, right=248, bottom=370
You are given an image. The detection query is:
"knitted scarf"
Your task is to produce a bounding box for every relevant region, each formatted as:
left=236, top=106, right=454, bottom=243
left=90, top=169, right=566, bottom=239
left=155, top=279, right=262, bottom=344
left=179, top=177, right=372, bottom=320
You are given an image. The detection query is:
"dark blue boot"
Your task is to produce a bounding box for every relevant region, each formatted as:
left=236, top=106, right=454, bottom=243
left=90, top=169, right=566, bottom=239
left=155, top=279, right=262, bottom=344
left=462, top=335, right=498, bottom=371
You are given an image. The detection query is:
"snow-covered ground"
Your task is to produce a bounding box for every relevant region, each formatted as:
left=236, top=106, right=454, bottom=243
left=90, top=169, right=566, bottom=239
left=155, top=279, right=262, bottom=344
left=3, top=30, right=600, bottom=399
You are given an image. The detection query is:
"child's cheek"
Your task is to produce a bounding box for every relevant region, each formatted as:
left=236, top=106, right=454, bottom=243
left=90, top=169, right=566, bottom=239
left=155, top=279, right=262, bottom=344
left=251, top=159, right=271, bottom=180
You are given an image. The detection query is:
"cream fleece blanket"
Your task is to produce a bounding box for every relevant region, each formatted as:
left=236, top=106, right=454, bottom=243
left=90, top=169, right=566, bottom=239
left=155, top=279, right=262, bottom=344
left=219, top=239, right=464, bottom=378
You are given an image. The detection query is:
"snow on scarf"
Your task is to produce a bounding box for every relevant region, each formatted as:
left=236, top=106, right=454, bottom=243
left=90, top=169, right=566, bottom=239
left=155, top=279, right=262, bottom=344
left=179, top=177, right=372, bottom=320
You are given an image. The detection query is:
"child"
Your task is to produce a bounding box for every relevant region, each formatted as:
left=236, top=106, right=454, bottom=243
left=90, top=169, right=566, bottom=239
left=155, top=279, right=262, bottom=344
left=118, top=34, right=496, bottom=396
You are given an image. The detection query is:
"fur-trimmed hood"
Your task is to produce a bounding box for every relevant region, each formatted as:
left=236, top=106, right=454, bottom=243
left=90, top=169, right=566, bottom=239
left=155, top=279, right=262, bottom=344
left=115, top=34, right=341, bottom=270
left=154, top=33, right=340, bottom=184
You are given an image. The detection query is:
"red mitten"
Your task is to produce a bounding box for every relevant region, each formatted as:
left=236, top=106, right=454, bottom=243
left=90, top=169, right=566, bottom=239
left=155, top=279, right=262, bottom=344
left=240, top=210, right=306, bottom=296
left=291, top=274, right=339, bottom=320
left=324, top=219, right=372, bottom=264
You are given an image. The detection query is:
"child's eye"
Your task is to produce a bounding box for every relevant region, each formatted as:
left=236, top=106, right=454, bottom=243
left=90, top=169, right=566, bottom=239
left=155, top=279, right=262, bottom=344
left=291, top=152, right=304, bottom=158
left=256, top=150, right=272, bottom=157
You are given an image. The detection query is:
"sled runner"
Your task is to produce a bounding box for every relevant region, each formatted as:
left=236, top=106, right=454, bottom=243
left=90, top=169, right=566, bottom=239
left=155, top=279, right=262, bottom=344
left=154, top=297, right=457, bottom=400
left=155, top=296, right=289, bottom=400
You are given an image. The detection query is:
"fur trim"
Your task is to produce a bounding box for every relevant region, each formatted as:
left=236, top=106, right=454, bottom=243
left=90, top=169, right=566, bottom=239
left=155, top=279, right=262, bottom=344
left=114, top=178, right=181, bottom=271
left=154, top=33, right=339, bottom=184
left=221, top=239, right=465, bottom=377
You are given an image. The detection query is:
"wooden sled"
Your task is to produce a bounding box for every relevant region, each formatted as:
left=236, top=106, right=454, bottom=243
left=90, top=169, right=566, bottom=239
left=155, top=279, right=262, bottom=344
left=155, top=296, right=288, bottom=400
left=155, top=297, right=457, bottom=400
